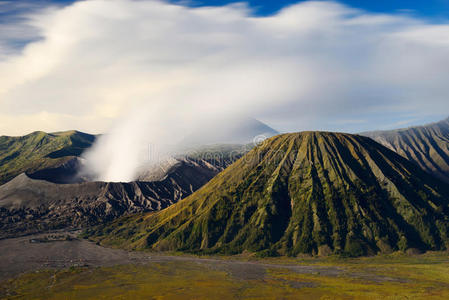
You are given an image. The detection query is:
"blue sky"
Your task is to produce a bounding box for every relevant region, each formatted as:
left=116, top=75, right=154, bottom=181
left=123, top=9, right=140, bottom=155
left=3, top=0, right=449, bottom=19
left=173, top=0, right=449, bottom=19
left=0, top=0, right=448, bottom=136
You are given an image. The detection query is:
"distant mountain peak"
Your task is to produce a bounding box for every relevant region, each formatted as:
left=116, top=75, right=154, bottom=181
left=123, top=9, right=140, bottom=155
left=182, top=117, right=278, bottom=146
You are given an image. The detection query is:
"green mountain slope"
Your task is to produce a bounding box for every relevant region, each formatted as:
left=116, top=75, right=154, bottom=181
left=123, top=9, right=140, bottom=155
left=363, top=117, right=449, bottom=183
left=0, top=130, right=96, bottom=184
left=87, top=132, right=449, bottom=257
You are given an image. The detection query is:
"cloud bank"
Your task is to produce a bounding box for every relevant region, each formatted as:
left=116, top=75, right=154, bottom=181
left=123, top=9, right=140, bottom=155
left=1, top=0, right=449, bottom=180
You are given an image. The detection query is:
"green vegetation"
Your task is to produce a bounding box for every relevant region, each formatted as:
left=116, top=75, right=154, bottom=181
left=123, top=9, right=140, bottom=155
left=0, top=130, right=95, bottom=184
left=364, top=116, right=449, bottom=183
left=86, top=131, right=449, bottom=257
left=2, top=253, right=449, bottom=299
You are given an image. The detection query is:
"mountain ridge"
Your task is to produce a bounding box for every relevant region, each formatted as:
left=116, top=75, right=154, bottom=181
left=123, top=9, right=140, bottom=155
left=0, top=130, right=96, bottom=185
left=86, top=131, right=449, bottom=257
left=362, top=117, right=449, bottom=183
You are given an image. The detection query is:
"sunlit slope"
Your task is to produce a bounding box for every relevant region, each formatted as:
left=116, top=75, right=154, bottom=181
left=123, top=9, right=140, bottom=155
left=363, top=117, right=449, bottom=183
left=0, top=130, right=95, bottom=184
left=89, top=132, right=449, bottom=256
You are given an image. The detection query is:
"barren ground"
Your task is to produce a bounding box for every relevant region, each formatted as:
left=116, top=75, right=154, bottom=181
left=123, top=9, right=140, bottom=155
left=1, top=231, right=449, bottom=299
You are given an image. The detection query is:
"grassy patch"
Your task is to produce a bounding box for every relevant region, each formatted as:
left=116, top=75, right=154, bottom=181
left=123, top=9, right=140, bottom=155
left=2, top=253, right=449, bottom=299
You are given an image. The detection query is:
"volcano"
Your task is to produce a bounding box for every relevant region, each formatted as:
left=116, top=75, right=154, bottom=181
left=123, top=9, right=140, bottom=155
left=89, top=132, right=449, bottom=257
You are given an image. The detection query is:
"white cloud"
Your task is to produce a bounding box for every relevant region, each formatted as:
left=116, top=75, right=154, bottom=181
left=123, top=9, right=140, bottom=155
left=1, top=0, right=449, bottom=180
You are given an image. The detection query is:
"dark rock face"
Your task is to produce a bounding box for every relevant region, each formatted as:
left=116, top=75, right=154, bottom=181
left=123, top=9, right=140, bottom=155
left=88, top=132, right=449, bottom=257
left=0, top=157, right=234, bottom=239
left=362, top=117, right=449, bottom=183
left=27, top=157, right=85, bottom=184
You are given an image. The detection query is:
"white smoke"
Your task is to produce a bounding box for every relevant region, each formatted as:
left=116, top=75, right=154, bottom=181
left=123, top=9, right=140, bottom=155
left=81, top=100, right=274, bottom=182
left=1, top=1, right=449, bottom=181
